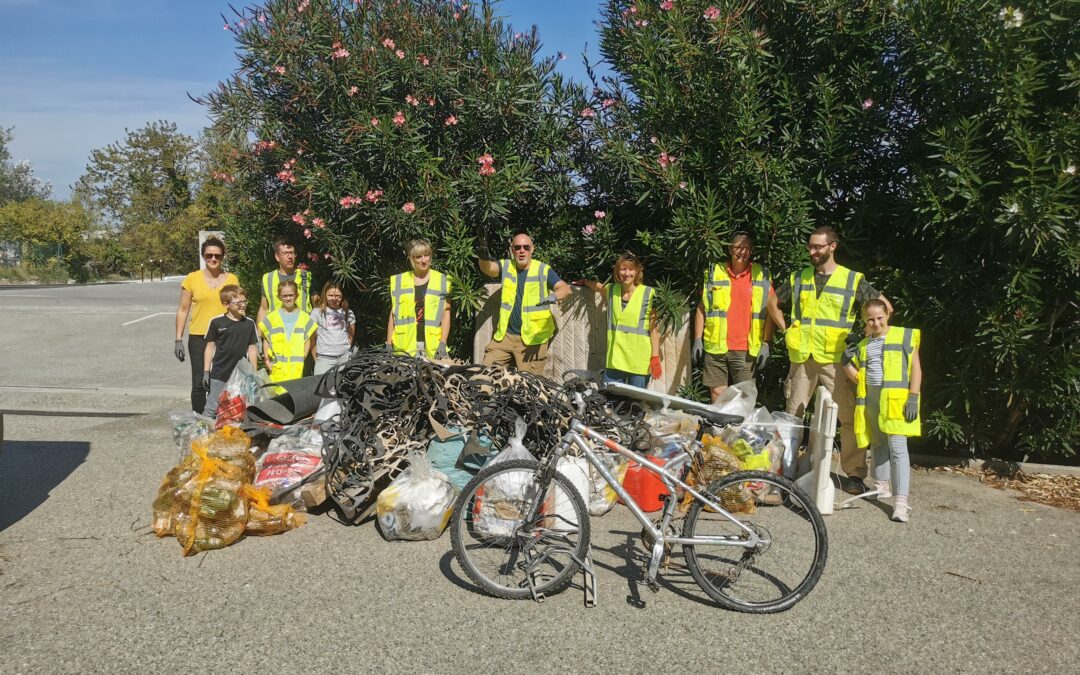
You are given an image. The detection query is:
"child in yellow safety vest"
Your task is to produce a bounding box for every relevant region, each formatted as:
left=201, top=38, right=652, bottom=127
left=259, top=279, right=316, bottom=389
left=842, top=299, right=922, bottom=523
left=577, top=251, right=662, bottom=388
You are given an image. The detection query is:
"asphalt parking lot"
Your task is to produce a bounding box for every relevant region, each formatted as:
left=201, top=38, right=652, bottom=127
left=1, top=281, right=1078, bottom=673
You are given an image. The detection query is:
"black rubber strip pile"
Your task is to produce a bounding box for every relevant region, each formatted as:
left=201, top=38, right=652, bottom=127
left=319, top=349, right=646, bottom=522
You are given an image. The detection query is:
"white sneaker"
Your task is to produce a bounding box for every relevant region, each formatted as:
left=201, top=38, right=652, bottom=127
left=891, top=501, right=910, bottom=523
left=873, top=480, right=892, bottom=499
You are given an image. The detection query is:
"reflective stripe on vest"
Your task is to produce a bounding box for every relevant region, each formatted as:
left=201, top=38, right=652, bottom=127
left=493, top=259, right=555, bottom=346
left=606, top=283, right=653, bottom=375
left=853, top=326, right=921, bottom=447
left=701, top=262, right=770, bottom=357
left=259, top=309, right=314, bottom=384
left=390, top=270, right=449, bottom=358
left=785, top=265, right=862, bottom=364
left=262, top=270, right=313, bottom=313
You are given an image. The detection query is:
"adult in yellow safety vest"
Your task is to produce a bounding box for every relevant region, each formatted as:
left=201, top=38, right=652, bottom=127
left=842, top=299, right=921, bottom=523
left=257, top=238, right=313, bottom=326
left=577, top=251, right=662, bottom=388
left=385, top=239, right=451, bottom=359
left=691, top=231, right=786, bottom=402
left=477, top=231, right=571, bottom=375
left=259, top=279, right=315, bottom=389
left=776, top=225, right=894, bottom=495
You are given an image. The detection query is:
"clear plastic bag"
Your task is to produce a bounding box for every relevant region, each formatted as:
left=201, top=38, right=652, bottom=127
left=587, top=451, right=628, bottom=516
left=215, top=360, right=267, bottom=429
left=643, top=405, right=701, bottom=438
left=375, top=452, right=458, bottom=541
left=710, top=380, right=757, bottom=420
left=169, top=410, right=213, bottom=459
left=254, top=424, right=324, bottom=498
left=473, top=418, right=537, bottom=538
left=242, top=485, right=307, bottom=536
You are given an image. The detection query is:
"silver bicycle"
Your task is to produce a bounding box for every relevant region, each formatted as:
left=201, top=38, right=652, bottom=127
left=449, top=405, right=828, bottom=613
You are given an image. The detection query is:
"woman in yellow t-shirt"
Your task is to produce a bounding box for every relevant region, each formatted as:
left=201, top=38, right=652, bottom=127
left=174, top=236, right=239, bottom=412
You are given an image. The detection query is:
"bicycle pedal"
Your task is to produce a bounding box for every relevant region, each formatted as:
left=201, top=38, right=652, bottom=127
left=646, top=579, right=660, bottom=594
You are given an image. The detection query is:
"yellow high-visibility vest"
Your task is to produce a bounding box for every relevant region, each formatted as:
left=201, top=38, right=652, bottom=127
left=259, top=309, right=315, bottom=384
left=606, top=283, right=654, bottom=375
left=261, top=269, right=313, bottom=313
left=390, top=270, right=450, bottom=358
left=493, top=259, right=555, bottom=346
left=853, top=326, right=922, bottom=447
left=785, top=265, right=863, bottom=364
left=701, top=263, right=771, bottom=357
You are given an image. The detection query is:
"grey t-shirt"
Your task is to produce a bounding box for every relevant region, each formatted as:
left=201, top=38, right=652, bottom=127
left=310, top=307, right=355, bottom=357
left=776, top=270, right=880, bottom=307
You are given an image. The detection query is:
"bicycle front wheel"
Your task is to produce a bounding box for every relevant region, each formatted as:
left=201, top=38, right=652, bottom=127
left=450, top=458, right=591, bottom=600
left=683, top=470, right=828, bottom=613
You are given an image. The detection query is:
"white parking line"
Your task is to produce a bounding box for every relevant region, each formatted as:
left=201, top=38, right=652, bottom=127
left=121, top=312, right=170, bottom=327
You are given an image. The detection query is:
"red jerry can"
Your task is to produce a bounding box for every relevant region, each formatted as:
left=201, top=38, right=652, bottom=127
left=620, top=456, right=670, bottom=513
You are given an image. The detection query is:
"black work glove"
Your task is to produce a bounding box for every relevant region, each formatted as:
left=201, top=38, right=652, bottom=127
left=692, top=338, right=704, bottom=365
left=384, top=342, right=394, bottom=353
left=841, top=341, right=859, bottom=367
left=435, top=342, right=449, bottom=359
left=537, top=292, right=559, bottom=307
left=174, top=339, right=185, bottom=362
left=201, top=371, right=210, bottom=392
left=903, top=393, right=919, bottom=423
left=755, top=342, right=770, bottom=369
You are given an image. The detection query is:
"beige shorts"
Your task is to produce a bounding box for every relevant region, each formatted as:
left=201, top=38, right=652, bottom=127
left=482, top=333, right=549, bottom=376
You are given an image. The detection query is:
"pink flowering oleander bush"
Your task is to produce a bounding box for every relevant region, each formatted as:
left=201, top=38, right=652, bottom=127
left=202, top=0, right=586, bottom=353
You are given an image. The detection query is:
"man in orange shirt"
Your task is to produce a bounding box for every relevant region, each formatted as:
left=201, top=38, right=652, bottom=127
left=692, top=232, right=785, bottom=402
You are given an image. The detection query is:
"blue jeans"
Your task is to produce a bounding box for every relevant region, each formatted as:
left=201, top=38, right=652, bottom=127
left=604, top=368, right=648, bottom=389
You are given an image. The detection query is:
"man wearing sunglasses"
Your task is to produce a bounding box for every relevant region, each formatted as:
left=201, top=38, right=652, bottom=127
left=775, top=225, right=893, bottom=495
left=478, top=232, right=571, bottom=375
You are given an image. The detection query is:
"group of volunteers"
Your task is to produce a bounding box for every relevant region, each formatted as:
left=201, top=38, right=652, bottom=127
left=173, top=237, right=355, bottom=417
left=174, top=224, right=923, bottom=523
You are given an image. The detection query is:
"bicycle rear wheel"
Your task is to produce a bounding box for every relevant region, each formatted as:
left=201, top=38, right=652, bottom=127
left=450, top=458, right=591, bottom=600
left=682, top=470, right=828, bottom=613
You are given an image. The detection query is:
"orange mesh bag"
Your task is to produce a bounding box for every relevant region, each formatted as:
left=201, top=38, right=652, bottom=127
left=152, top=428, right=256, bottom=556
left=241, top=485, right=307, bottom=536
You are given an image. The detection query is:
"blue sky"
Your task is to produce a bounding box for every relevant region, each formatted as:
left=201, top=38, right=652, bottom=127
left=0, top=0, right=608, bottom=198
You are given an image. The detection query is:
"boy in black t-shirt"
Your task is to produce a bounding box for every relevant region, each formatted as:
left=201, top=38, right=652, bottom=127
left=202, top=284, right=259, bottom=418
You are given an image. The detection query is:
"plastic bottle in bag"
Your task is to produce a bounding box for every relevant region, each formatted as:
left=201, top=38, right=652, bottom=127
left=473, top=418, right=537, bottom=538
left=376, top=452, right=458, bottom=541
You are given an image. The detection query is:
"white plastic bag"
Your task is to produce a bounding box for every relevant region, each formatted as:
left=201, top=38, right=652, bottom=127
left=710, top=380, right=757, bottom=420
left=587, top=452, right=628, bottom=516
left=254, top=424, right=325, bottom=498
left=474, top=418, right=537, bottom=538
left=554, top=456, right=590, bottom=531
left=376, top=452, right=458, bottom=541
left=169, top=411, right=213, bottom=459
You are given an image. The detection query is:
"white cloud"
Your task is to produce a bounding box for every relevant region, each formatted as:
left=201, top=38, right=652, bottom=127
left=0, top=59, right=219, bottom=197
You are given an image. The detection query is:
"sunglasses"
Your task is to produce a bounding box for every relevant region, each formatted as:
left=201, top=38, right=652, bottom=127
left=230, top=299, right=248, bottom=306
left=203, top=253, right=224, bottom=260
left=512, top=244, right=532, bottom=251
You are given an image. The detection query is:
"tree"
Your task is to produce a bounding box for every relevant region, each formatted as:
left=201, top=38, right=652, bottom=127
left=0, top=198, right=92, bottom=277
left=0, top=127, right=52, bottom=204
left=201, top=0, right=585, bottom=351
left=74, top=121, right=209, bottom=273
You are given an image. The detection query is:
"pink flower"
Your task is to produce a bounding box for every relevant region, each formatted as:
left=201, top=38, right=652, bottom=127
left=402, top=202, right=416, bottom=214
left=419, top=55, right=431, bottom=66
left=277, top=170, right=296, bottom=184
left=658, top=151, right=675, bottom=169
left=634, top=19, right=650, bottom=27
left=582, top=224, right=597, bottom=236
left=297, top=0, right=310, bottom=11
left=395, top=49, right=405, bottom=59
left=382, top=38, right=396, bottom=49
left=580, top=107, right=596, bottom=119
left=340, top=196, right=363, bottom=208
left=370, top=116, right=380, bottom=127
left=427, top=97, right=435, bottom=106
left=660, top=1, right=673, bottom=10
left=479, top=165, right=495, bottom=177
left=224, top=23, right=231, bottom=31
left=478, top=153, right=494, bottom=166
left=307, top=252, right=319, bottom=262
left=333, top=47, right=350, bottom=59
left=393, top=111, right=406, bottom=126
left=453, top=12, right=460, bottom=20
left=253, top=140, right=277, bottom=153
left=703, top=6, right=720, bottom=20
left=292, top=213, right=308, bottom=226
left=594, top=210, right=606, bottom=219
left=323, top=253, right=333, bottom=260
left=365, top=189, right=383, bottom=203
left=303, top=228, right=312, bottom=239
left=405, top=94, right=419, bottom=106
left=312, top=217, right=326, bottom=228
left=273, top=65, right=286, bottom=75
left=678, top=181, right=687, bottom=189
left=444, top=115, right=458, bottom=126
left=601, top=98, right=616, bottom=109
left=348, top=86, right=359, bottom=96
left=650, top=136, right=658, bottom=144
left=862, top=98, right=874, bottom=110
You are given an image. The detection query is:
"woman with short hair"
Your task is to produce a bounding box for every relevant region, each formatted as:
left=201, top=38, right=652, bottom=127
left=386, top=239, right=451, bottom=359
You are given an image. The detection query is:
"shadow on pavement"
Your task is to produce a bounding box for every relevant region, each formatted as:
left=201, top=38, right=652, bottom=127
left=0, top=440, right=90, bottom=532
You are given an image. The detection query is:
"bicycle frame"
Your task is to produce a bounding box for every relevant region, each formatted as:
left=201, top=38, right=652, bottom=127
left=559, top=419, right=760, bottom=550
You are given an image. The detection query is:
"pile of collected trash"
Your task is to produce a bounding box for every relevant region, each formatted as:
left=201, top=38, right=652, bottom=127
left=157, top=351, right=809, bottom=553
